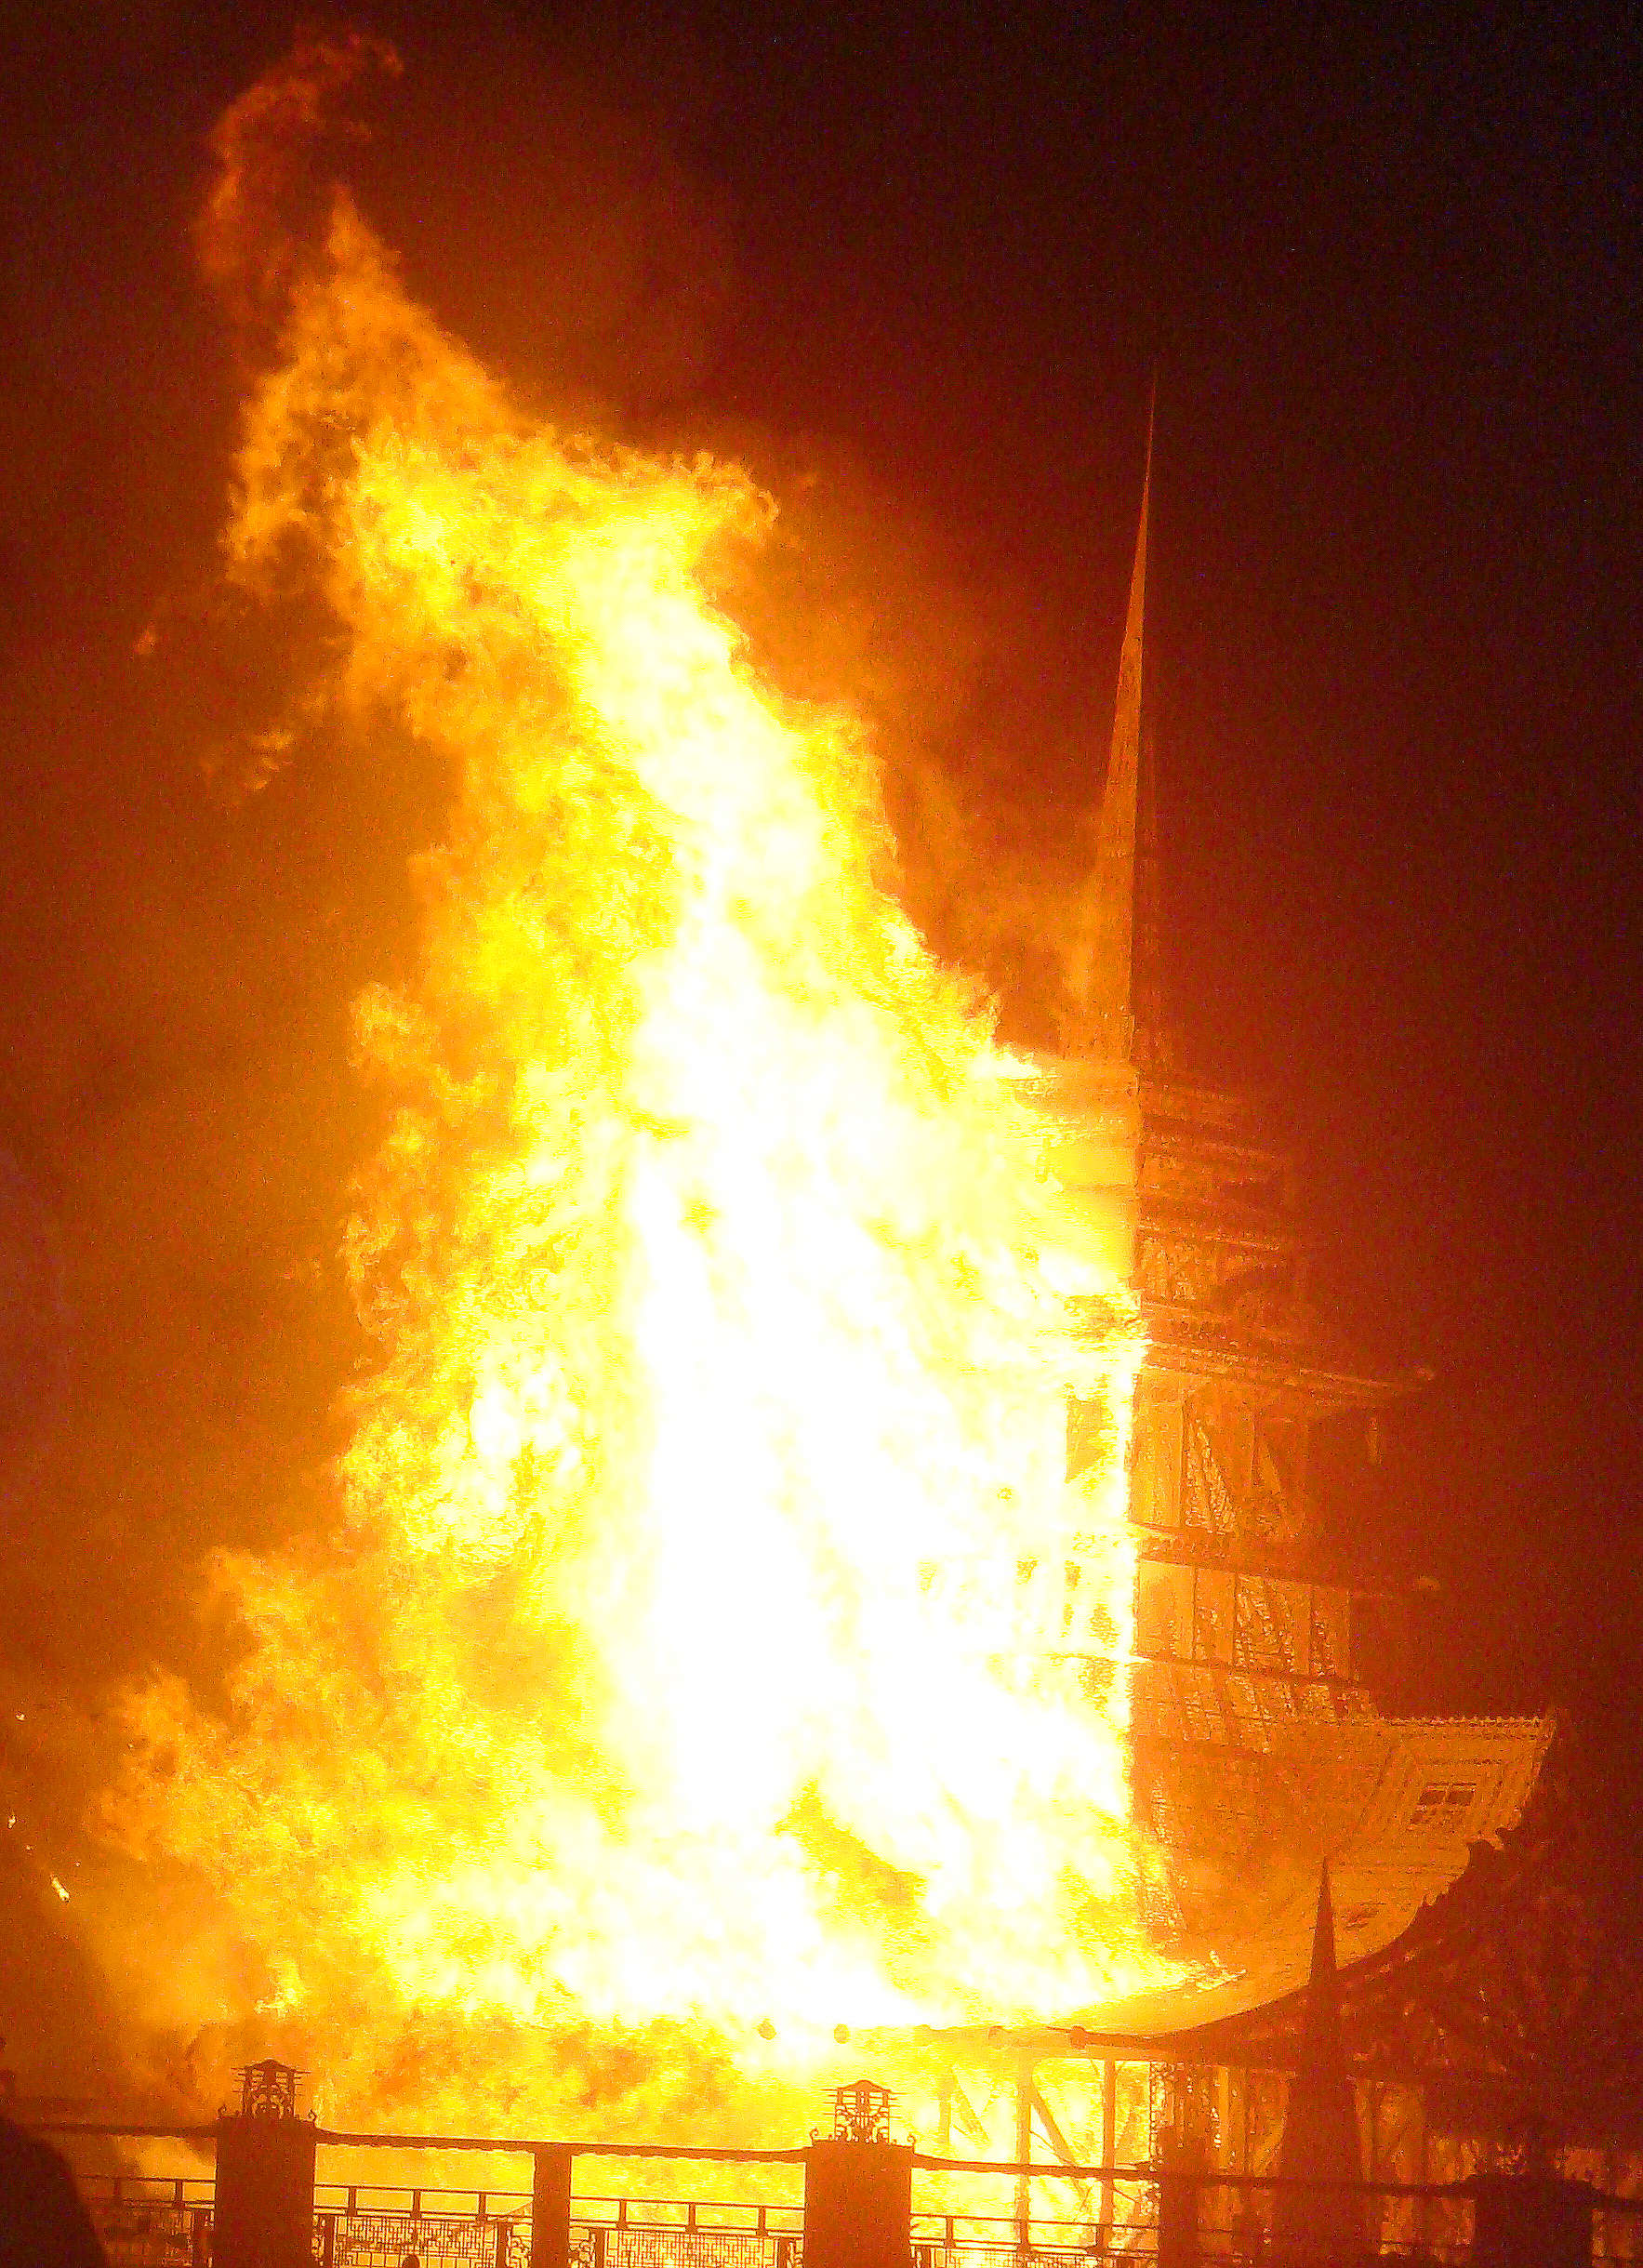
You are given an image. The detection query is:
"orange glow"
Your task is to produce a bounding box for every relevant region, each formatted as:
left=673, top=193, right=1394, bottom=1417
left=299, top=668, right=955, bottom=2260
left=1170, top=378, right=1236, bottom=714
left=90, top=43, right=1170, bottom=2133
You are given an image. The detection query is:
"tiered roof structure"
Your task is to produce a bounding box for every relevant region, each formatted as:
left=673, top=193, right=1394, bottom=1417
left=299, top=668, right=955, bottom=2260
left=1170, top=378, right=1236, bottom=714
left=914, top=424, right=1551, bottom=2187
left=1037, top=424, right=1547, bottom=2036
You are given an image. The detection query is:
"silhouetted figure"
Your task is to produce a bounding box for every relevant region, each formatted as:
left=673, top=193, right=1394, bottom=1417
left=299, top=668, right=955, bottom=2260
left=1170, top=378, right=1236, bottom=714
left=0, top=2118, right=108, bottom=2268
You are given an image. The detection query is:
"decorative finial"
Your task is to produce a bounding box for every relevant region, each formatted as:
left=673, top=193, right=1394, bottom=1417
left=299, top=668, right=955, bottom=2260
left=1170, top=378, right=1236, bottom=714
left=233, top=2059, right=303, bottom=2120
left=832, top=2078, right=894, bottom=2144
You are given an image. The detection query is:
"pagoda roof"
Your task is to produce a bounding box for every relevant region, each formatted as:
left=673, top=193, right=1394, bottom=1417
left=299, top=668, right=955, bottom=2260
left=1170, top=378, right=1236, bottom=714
left=869, top=1710, right=1550, bottom=2066
left=1141, top=1317, right=1432, bottom=1416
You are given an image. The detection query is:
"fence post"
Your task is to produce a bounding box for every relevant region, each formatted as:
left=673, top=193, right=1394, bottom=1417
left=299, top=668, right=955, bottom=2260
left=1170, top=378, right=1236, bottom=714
left=529, top=2145, right=573, bottom=2268
left=1470, top=2174, right=1596, bottom=2268
left=803, top=2137, right=913, bottom=2268
left=213, top=2065, right=317, bottom=2268
left=1154, top=2170, right=1199, bottom=2268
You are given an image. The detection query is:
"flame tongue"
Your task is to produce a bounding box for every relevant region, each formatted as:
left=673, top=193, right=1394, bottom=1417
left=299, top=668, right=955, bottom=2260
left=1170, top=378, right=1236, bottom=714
left=99, top=46, right=1169, bottom=2128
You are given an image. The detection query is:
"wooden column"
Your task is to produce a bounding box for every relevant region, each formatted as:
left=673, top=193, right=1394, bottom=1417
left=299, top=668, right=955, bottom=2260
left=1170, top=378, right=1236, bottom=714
left=1101, top=2060, right=1118, bottom=2234
left=1014, top=2060, right=1034, bottom=2252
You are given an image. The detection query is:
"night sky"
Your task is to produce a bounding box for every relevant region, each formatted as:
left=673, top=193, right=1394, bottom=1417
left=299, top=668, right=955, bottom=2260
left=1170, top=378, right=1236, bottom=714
left=1, top=1, right=1639, bottom=2083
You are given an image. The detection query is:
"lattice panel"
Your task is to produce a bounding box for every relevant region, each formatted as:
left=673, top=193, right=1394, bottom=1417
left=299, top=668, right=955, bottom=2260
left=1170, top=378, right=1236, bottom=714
left=322, top=2211, right=512, bottom=2267
left=88, top=2202, right=205, bottom=2268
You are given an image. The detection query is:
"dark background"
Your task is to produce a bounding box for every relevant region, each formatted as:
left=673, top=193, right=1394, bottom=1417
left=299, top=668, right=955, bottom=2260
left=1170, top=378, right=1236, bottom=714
left=0, top=0, right=1638, bottom=2081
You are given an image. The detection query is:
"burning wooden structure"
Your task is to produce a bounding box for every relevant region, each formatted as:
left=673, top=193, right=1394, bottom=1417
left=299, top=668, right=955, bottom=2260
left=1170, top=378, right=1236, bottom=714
left=889, top=432, right=1555, bottom=2232
left=57, top=47, right=1590, bottom=2202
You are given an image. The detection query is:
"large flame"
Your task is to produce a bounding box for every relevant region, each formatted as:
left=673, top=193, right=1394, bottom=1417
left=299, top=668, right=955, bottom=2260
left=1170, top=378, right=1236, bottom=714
left=90, top=40, right=1167, bottom=2133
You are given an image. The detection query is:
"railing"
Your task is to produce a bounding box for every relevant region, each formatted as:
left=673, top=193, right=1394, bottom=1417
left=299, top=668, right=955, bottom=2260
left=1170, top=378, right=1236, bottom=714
left=80, top=2180, right=808, bottom=2268
left=311, top=2191, right=805, bottom=2268
left=901, top=2195, right=1475, bottom=2267
left=78, top=2175, right=213, bottom=2268
left=570, top=2196, right=803, bottom=2268
left=313, top=2186, right=523, bottom=2268
left=59, top=2127, right=1643, bottom=2268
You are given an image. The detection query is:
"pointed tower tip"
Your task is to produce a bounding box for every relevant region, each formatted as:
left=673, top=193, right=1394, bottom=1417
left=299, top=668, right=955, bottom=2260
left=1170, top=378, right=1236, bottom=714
left=1120, top=391, right=1154, bottom=657
left=1063, top=391, right=1156, bottom=1058
left=1310, top=1857, right=1337, bottom=1984
left=1298, top=1854, right=1345, bottom=2073
left=1277, top=1851, right=1365, bottom=2221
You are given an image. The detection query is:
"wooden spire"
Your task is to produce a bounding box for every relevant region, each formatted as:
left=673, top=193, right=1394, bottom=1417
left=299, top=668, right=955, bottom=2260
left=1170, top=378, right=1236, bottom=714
left=1065, top=386, right=1165, bottom=1063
